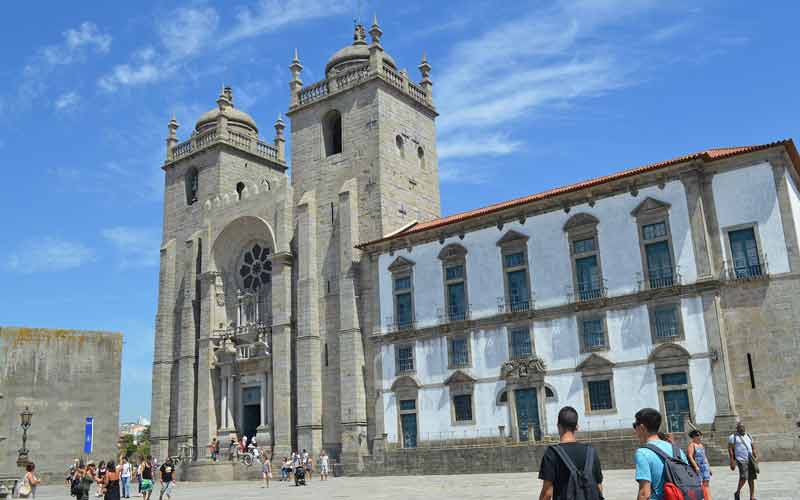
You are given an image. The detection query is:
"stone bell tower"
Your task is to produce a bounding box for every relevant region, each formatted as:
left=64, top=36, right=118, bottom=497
left=287, top=17, right=440, bottom=466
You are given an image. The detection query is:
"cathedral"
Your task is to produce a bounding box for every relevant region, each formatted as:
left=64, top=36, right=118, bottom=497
left=151, top=19, right=800, bottom=473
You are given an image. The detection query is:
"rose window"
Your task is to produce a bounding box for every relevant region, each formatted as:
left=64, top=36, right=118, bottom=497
left=239, top=243, right=272, bottom=291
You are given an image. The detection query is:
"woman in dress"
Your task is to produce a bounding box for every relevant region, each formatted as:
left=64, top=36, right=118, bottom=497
left=20, top=462, right=41, bottom=498
left=261, top=454, right=272, bottom=488
left=103, top=460, right=120, bottom=500
left=687, top=429, right=712, bottom=500
left=138, top=457, right=154, bottom=500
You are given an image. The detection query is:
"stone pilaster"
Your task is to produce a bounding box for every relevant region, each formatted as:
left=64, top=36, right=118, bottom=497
left=195, top=268, right=217, bottom=460
left=296, top=191, right=323, bottom=455
left=771, top=156, right=800, bottom=272
left=698, top=166, right=724, bottom=277
left=700, top=292, right=738, bottom=430
left=176, top=237, right=199, bottom=451
left=680, top=168, right=714, bottom=280
left=271, top=251, right=293, bottom=457
left=337, top=182, right=369, bottom=469
left=151, top=239, right=176, bottom=461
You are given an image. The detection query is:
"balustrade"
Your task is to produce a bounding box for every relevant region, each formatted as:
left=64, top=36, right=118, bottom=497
left=637, top=265, right=682, bottom=290
left=723, top=254, right=768, bottom=281
left=497, top=295, right=534, bottom=314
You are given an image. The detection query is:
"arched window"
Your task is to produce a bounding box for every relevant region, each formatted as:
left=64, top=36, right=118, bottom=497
left=396, top=135, right=405, bottom=159
left=236, top=182, right=245, bottom=200
left=185, top=167, right=199, bottom=205
left=323, top=110, right=342, bottom=156
left=417, top=146, right=425, bottom=169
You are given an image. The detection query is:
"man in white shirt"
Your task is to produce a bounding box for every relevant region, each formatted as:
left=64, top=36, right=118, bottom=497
left=319, top=450, right=329, bottom=481
left=728, top=422, right=758, bottom=500
left=119, top=457, right=132, bottom=499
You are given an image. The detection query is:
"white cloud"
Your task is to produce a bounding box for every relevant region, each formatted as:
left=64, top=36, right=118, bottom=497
left=157, top=7, right=219, bottom=59
left=40, top=22, right=112, bottom=67
left=102, top=226, right=160, bottom=268
left=54, top=91, right=80, bottom=110
left=98, top=62, right=161, bottom=92
left=434, top=0, right=679, bottom=161
left=222, top=0, right=349, bottom=45
left=439, top=162, right=490, bottom=185
left=5, top=238, right=94, bottom=273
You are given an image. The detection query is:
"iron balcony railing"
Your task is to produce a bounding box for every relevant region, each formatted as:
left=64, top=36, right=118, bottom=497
left=496, top=294, right=534, bottom=314
left=568, top=278, right=608, bottom=303
left=638, top=265, right=682, bottom=290
left=723, top=254, right=768, bottom=281
left=654, top=317, right=680, bottom=340
left=385, top=315, right=416, bottom=333
left=437, top=303, right=472, bottom=323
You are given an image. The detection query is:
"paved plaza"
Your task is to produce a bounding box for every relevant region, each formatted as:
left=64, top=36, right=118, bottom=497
left=29, top=461, right=800, bottom=499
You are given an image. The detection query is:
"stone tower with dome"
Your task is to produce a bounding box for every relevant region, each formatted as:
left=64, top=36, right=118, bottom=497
left=149, top=18, right=440, bottom=470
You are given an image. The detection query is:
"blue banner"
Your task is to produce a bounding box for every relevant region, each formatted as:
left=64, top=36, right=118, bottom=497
left=83, top=417, right=94, bottom=454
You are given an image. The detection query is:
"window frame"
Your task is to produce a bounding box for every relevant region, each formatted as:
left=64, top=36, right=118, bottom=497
left=564, top=213, right=604, bottom=302
left=438, top=244, right=469, bottom=322
left=452, top=393, right=474, bottom=424
left=586, top=379, right=615, bottom=412
left=722, top=223, right=766, bottom=279
left=577, top=354, right=617, bottom=415
left=578, top=312, right=609, bottom=353
left=322, top=109, right=343, bottom=157
left=391, top=376, right=420, bottom=449
left=497, top=231, right=533, bottom=313
left=185, top=167, right=199, bottom=205
left=445, top=372, right=476, bottom=426
left=447, top=333, right=472, bottom=369
left=508, top=324, right=534, bottom=360
left=388, top=257, right=416, bottom=331
left=633, top=198, right=678, bottom=290
left=648, top=300, right=686, bottom=344
left=395, top=343, right=416, bottom=375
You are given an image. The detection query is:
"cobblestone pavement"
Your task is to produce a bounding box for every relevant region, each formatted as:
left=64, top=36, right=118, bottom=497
left=32, top=462, right=798, bottom=499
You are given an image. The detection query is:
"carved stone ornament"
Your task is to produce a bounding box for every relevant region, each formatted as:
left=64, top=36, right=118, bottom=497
left=501, top=355, right=547, bottom=382
left=214, top=273, right=226, bottom=307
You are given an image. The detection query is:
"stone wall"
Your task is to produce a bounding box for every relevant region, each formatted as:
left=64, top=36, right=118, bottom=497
left=0, top=327, right=122, bottom=477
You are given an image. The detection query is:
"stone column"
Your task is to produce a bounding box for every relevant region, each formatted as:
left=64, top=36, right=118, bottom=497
left=271, top=251, right=294, bottom=457
left=771, top=156, right=800, bottom=272
left=296, top=191, right=323, bottom=455
left=151, top=239, right=177, bottom=461
left=226, top=375, right=235, bottom=431
left=701, top=292, right=738, bottom=430
left=220, top=371, right=228, bottom=430
left=680, top=168, right=714, bottom=281
left=256, top=370, right=271, bottom=445
left=337, top=183, right=369, bottom=470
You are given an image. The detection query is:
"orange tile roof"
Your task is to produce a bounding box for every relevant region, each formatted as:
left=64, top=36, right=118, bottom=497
left=357, top=139, right=799, bottom=249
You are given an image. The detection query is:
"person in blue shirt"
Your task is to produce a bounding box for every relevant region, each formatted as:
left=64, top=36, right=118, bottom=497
left=633, top=408, right=687, bottom=500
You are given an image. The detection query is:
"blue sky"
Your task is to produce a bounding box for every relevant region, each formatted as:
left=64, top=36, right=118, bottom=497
left=1, top=0, right=798, bottom=424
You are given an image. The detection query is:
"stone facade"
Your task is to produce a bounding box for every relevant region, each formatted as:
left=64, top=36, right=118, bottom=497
left=0, top=327, right=122, bottom=477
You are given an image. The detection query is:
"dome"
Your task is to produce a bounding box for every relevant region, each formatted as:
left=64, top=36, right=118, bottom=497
left=325, top=26, right=397, bottom=77
left=195, top=106, right=258, bottom=134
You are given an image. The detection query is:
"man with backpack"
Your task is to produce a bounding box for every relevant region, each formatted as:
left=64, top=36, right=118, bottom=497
left=728, top=421, right=758, bottom=500
left=633, top=407, right=703, bottom=500
left=538, top=406, right=604, bottom=500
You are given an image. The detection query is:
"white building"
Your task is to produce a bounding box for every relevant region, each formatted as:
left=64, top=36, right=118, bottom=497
left=358, top=142, right=800, bottom=449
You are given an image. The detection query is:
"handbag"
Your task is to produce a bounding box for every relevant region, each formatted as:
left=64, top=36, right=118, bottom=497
left=18, top=480, right=32, bottom=497
left=737, top=434, right=760, bottom=474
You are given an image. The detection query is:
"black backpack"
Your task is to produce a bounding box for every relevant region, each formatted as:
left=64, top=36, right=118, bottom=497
left=645, top=443, right=704, bottom=500
left=550, top=444, right=603, bottom=500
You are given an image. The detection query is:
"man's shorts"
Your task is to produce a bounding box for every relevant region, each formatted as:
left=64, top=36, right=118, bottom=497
left=737, top=460, right=758, bottom=481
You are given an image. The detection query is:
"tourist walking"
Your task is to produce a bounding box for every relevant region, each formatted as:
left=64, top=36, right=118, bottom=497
left=158, top=458, right=176, bottom=500
left=75, top=463, right=97, bottom=500
left=306, top=455, right=313, bottom=482
left=728, top=422, right=758, bottom=500
left=228, top=437, right=238, bottom=461
left=280, top=457, right=290, bottom=481
left=119, top=457, right=132, bottom=498
left=139, top=457, right=154, bottom=500
left=95, top=461, right=107, bottom=497
left=261, top=455, right=272, bottom=488
left=537, top=406, right=603, bottom=500
left=103, top=461, right=120, bottom=500
left=687, top=429, right=712, bottom=500
left=18, top=462, right=40, bottom=498
left=633, top=407, right=694, bottom=500
left=208, top=438, right=219, bottom=462
left=319, top=450, right=329, bottom=481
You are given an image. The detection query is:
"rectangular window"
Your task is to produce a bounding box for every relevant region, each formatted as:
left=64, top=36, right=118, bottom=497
left=653, top=306, right=680, bottom=339
left=510, top=327, right=532, bottom=358
left=661, top=372, right=688, bottom=386
left=453, top=394, right=473, bottom=422
left=449, top=337, right=470, bottom=367
left=395, top=292, right=413, bottom=328
left=582, top=319, right=605, bottom=349
left=397, top=345, right=414, bottom=373
left=506, top=269, right=530, bottom=310
left=575, top=255, right=602, bottom=300
left=728, top=228, right=762, bottom=278
left=399, top=399, right=416, bottom=411
left=587, top=380, right=613, bottom=411
left=446, top=282, right=467, bottom=321
left=573, top=237, right=596, bottom=254
left=394, top=276, right=411, bottom=291
left=645, top=240, right=674, bottom=288
left=504, top=251, right=525, bottom=268
left=445, top=264, right=464, bottom=281
left=642, top=221, right=668, bottom=241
